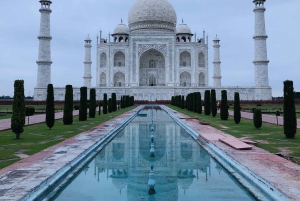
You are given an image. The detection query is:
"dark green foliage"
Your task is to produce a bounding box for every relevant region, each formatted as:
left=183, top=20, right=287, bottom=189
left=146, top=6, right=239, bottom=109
left=108, top=98, right=112, bottom=113
left=171, top=96, right=174, bottom=105
left=198, top=92, right=202, bottom=114
left=89, top=88, right=96, bottom=118
left=46, top=84, right=55, bottom=129
left=283, top=80, right=297, bottom=138
left=234, top=92, right=241, bottom=124
left=74, top=104, right=79, bottom=110
left=192, top=93, right=196, bottom=112
left=112, top=93, right=116, bottom=112
left=121, top=96, right=123, bottom=109
left=63, top=85, right=73, bottom=125
left=79, top=87, right=87, bottom=121
left=98, top=101, right=101, bottom=116
left=220, top=90, right=228, bottom=120
left=126, top=95, right=130, bottom=107
left=204, top=90, right=211, bottom=115
left=181, top=96, right=184, bottom=109
left=253, top=109, right=262, bottom=129
left=11, top=80, right=25, bottom=139
left=211, top=89, right=217, bottom=117
left=25, top=106, right=35, bottom=116
left=103, top=93, right=108, bottom=114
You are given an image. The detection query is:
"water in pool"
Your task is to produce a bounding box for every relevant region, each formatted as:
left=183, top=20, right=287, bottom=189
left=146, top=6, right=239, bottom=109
left=53, top=108, right=256, bottom=201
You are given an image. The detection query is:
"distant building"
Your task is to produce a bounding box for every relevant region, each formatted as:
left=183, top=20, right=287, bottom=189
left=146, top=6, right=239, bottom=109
left=34, top=0, right=272, bottom=101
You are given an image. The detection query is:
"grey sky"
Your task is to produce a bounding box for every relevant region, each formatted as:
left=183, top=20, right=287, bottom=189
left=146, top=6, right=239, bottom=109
left=0, top=0, right=299, bottom=97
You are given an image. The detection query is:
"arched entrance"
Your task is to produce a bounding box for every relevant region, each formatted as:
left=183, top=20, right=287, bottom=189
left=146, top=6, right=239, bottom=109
left=139, top=49, right=165, bottom=86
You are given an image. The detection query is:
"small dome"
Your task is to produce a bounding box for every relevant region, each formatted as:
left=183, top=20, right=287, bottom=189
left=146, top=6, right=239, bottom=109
left=128, top=0, right=177, bottom=32
left=113, top=23, right=129, bottom=35
left=176, top=23, right=192, bottom=35
left=214, top=35, right=220, bottom=41
left=85, top=35, right=91, bottom=41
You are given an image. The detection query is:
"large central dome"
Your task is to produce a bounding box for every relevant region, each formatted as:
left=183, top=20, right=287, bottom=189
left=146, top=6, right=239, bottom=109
left=128, top=0, right=177, bottom=32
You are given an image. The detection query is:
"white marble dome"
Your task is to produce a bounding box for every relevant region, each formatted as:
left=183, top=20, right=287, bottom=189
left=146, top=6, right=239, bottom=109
left=113, top=23, right=129, bottom=35
left=128, top=0, right=177, bottom=32
left=176, top=23, right=192, bottom=34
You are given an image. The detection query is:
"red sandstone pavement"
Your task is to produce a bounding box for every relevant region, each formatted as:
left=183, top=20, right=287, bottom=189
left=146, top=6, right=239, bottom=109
left=163, top=106, right=300, bottom=201
left=0, top=107, right=141, bottom=200
left=0, top=110, right=79, bottom=131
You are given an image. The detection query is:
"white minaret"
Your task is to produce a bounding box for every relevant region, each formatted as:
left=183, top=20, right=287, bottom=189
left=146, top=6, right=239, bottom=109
left=83, top=35, right=92, bottom=87
left=213, top=35, right=222, bottom=87
left=36, top=0, right=52, bottom=87
left=253, top=0, right=269, bottom=87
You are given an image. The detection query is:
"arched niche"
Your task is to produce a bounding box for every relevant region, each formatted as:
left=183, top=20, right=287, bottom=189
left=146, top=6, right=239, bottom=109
left=198, top=52, right=205, bottom=67
left=180, top=72, right=191, bottom=87
left=199, top=72, right=205, bottom=87
left=112, top=143, right=124, bottom=160
left=114, top=51, right=125, bottom=67
left=114, top=72, right=125, bottom=87
left=139, top=49, right=165, bottom=86
left=100, top=72, right=106, bottom=87
left=180, top=51, right=191, bottom=67
left=100, top=52, right=106, bottom=67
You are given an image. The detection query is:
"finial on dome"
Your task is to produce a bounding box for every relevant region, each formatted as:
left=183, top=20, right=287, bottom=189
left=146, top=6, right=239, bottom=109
left=182, top=18, right=184, bottom=23
left=121, top=18, right=123, bottom=23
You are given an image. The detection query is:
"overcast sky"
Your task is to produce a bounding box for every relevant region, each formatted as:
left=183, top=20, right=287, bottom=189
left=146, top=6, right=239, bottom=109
left=0, top=0, right=299, bottom=97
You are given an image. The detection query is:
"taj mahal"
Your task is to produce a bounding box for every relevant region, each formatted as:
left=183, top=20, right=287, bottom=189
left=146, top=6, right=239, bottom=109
left=34, top=0, right=272, bottom=101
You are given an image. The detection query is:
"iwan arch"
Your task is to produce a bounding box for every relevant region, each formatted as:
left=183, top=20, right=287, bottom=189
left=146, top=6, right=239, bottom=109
left=34, top=0, right=272, bottom=101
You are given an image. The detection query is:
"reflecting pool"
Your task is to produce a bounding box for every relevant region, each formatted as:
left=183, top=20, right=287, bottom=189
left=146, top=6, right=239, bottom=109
left=53, top=108, right=256, bottom=201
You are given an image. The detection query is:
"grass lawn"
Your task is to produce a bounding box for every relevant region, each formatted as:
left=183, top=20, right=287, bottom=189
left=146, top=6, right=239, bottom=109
left=168, top=105, right=300, bottom=165
left=0, top=106, right=137, bottom=169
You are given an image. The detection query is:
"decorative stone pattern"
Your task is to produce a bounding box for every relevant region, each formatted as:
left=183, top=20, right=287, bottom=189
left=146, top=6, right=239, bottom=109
left=138, top=44, right=167, bottom=57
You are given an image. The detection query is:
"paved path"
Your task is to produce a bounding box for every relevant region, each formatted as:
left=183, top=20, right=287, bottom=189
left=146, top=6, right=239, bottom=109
left=0, top=110, right=79, bottom=131
left=164, top=106, right=300, bottom=200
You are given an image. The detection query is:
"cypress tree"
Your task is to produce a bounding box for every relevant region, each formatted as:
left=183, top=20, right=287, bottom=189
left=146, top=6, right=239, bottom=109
left=108, top=98, right=112, bottom=113
left=63, top=85, right=73, bottom=125
left=211, top=89, right=217, bottom=117
left=283, top=80, right=297, bottom=138
left=11, top=80, right=25, bottom=139
left=112, top=93, right=116, bottom=112
left=253, top=109, right=262, bottom=129
left=234, top=92, right=241, bottom=124
left=103, top=93, right=108, bottom=114
left=204, top=90, right=211, bottom=115
left=220, top=90, right=228, bottom=120
left=196, top=92, right=200, bottom=114
left=79, top=87, right=87, bottom=121
left=126, top=95, right=130, bottom=107
left=46, top=84, right=55, bottom=129
left=121, top=96, right=123, bottom=109
left=199, top=92, right=202, bottom=114
left=181, top=95, right=184, bottom=109
left=193, top=92, right=197, bottom=113
left=89, top=88, right=96, bottom=118
left=98, top=101, right=101, bottom=116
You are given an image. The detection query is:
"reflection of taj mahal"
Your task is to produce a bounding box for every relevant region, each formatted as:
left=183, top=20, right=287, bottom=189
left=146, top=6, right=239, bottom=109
left=94, top=109, right=211, bottom=200
left=34, top=0, right=272, bottom=100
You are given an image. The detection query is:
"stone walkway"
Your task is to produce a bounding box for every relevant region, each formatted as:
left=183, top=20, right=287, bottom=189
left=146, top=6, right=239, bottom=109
left=164, top=106, right=300, bottom=201
left=0, top=110, right=79, bottom=131
left=0, top=106, right=141, bottom=200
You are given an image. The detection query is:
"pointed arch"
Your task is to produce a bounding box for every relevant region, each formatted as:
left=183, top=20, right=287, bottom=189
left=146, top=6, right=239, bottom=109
left=180, top=71, right=191, bottom=87
left=100, top=52, right=106, bottom=67
left=114, top=72, right=125, bottom=87
left=198, top=52, right=205, bottom=67
left=100, top=72, right=106, bottom=87
left=199, top=72, right=205, bottom=87
left=114, top=51, right=125, bottom=67
left=180, top=51, right=191, bottom=67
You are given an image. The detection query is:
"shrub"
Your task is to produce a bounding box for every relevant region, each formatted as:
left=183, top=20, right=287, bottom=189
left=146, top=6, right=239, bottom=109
left=98, top=101, right=101, bottom=116
left=46, top=84, right=55, bottom=129
left=108, top=98, right=112, bottom=113
left=79, top=87, right=87, bottom=121
left=25, top=106, right=35, bottom=116
left=283, top=80, right=297, bottom=138
left=181, top=95, right=184, bottom=109
left=211, top=89, right=217, bottom=117
left=74, top=104, right=80, bottom=110
left=253, top=109, right=262, bottom=129
left=112, top=93, right=116, bottom=112
left=89, top=88, right=96, bottom=118
left=234, top=92, right=241, bottom=124
left=220, top=90, right=228, bottom=120
left=198, top=92, right=202, bottom=114
left=204, top=90, right=211, bottom=115
left=11, top=80, right=25, bottom=139
left=63, top=85, right=73, bottom=125
left=103, top=93, right=108, bottom=114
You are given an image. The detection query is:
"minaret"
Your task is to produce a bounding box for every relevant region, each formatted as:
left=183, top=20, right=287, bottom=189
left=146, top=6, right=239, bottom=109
left=213, top=35, right=222, bottom=87
left=83, top=35, right=92, bottom=87
left=36, top=0, right=52, bottom=88
left=253, top=0, right=269, bottom=87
